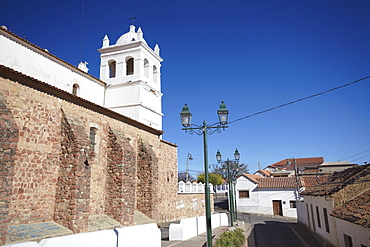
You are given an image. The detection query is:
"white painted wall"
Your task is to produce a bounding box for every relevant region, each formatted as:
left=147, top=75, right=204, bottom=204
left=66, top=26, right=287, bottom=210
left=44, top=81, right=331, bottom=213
left=334, top=217, right=370, bottom=247
left=236, top=176, right=298, bottom=218
left=298, top=195, right=338, bottom=246
left=0, top=31, right=105, bottom=106
left=98, top=25, right=163, bottom=130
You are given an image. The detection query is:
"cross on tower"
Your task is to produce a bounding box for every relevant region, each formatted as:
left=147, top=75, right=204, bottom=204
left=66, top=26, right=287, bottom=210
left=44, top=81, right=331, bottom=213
left=129, top=14, right=137, bottom=25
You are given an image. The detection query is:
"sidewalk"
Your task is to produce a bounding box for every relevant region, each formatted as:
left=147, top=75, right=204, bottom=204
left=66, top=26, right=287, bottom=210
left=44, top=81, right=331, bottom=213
left=161, top=226, right=229, bottom=247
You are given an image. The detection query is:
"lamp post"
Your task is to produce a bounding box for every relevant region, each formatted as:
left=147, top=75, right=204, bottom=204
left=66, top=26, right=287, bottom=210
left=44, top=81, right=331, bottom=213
left=180, top=101, right=229, bottom=247
left=215, top=149, right=240, bottom=227
left=185, top=153, right=193, bottom=182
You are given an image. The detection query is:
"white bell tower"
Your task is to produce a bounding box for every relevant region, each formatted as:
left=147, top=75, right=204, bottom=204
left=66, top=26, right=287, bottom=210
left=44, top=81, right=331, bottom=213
left=98, top=25, right=163, bottom=130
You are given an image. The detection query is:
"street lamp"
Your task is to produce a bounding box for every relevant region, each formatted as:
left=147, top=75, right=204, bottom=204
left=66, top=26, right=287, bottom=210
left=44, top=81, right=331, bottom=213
left=180, top=102, right=229, bottom=247
left=215, top=149, right=240, bottom=227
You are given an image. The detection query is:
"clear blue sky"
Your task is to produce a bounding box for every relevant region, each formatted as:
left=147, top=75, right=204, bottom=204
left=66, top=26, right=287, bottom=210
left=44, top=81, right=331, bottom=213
left=2, top=0, right=369, bottom=176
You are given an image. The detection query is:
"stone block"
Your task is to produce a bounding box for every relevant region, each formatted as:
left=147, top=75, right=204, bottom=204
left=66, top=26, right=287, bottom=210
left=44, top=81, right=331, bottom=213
left=38, top=229, right=116, bottom=247
left=169, top=217, right=197, bottom=241
left=116, top=223, right=160, bottom=247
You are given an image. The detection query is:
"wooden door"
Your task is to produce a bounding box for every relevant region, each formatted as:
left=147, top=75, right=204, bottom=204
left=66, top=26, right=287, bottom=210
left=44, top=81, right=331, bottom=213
left=273, top=200, right=283, bottom=216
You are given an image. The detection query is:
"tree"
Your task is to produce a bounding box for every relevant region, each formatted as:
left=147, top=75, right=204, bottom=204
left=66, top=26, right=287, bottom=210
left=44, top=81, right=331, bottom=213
left=212, top=161, right=249, bottom=182
left=197, top=172, right=223, bottom=185
left=178, top=171, right=195, bottom=182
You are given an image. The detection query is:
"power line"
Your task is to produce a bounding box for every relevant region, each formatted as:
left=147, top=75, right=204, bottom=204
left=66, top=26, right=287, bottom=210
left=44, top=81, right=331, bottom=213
left=339, top=148, right=370, bottom=161
left=228, top=76, right=370, bottom=124
left=350, top=153, right=370, bottom=163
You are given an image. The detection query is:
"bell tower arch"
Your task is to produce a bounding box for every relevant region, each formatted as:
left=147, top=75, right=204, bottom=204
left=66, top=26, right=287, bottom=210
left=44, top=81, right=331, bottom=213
left=98, top=25, right=163, bottom=130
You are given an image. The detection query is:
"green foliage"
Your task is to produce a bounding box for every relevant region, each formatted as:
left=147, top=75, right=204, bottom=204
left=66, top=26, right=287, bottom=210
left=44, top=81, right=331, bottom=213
left=197, top=172, right=223, bottom=185
left=214, top=228, right=245, bottom=247
left=212, top=161, right=249, bottom=182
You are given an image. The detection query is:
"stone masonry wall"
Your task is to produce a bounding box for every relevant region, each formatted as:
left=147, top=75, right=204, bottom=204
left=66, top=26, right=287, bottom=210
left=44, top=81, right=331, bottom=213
left=136, top=139, right=159, bottom=219
left=0, top=72, right=214, bottom=244
left=105, top=128, right=136, bottom=226
left=0, top=94, right=19, bottom=245
left=54, top=111, right=91, bottom=233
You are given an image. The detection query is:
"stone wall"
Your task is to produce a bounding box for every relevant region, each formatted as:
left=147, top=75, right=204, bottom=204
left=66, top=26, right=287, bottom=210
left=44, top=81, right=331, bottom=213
left=0, top=93, right=19, bottom=244
left=0, top=68, right=214, bottom=245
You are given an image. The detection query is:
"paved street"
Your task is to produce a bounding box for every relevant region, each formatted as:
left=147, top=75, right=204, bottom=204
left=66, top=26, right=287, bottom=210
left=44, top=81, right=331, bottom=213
left=214, top=197, right=324, bottom=247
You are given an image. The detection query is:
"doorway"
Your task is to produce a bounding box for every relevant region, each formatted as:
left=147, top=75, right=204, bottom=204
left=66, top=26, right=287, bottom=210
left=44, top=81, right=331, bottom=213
left=273, top=200, right=283, bottom=216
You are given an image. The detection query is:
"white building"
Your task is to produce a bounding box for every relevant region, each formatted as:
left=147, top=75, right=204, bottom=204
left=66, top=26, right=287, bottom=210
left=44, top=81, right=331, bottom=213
left=99, top=25, right=163, bottom=130
left=0, top=25, right=164, bottom=130
left=297, top=164, right=370, bottom=247
left=236, top=174, right=300, bottom=218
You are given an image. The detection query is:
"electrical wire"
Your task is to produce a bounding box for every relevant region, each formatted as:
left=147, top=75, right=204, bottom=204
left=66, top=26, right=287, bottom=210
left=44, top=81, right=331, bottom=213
left=339, top=148, right=370, bottom=161
left=350, top=153, right=370, bottom=163
left=228, top=76, right=370, bottom=124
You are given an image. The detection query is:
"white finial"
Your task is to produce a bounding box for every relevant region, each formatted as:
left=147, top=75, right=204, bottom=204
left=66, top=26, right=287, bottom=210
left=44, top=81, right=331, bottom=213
left=154, top=44, right=160, bottom=55
left=102, top=35, right=110, bottom=48
left=78, top=61, right=89, bottom=73
left=129, top=25, right=136, bottom=32
left=137, top=27, right=143, bottom=41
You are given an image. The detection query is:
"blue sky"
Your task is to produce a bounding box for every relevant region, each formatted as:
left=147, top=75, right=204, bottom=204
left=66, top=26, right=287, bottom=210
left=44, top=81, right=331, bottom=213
left=2, top=0, right=369, bottom=176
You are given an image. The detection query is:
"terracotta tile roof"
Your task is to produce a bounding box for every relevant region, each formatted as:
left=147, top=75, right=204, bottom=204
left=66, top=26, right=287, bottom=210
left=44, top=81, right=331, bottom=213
left=255, top=177, right=298, bottom=188
left=300, top=176, right=328, bottom=187
left=268, top=157, right=324, bottom=171
left=240, top=174, right=260, bottom=184
left=255, top=170, right=272, bottom=177
left=330, top=189, right=370, bottom=229
left=302, top=164, right=370, bottom=196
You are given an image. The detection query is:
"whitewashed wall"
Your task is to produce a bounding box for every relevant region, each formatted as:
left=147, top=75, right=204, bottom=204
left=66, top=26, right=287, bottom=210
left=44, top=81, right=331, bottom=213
left=0, top=30, right=105, bottom=106
left=334, top=217, right=370, bottom=247
left=236, top=176, right=298, bottom=218
left=298, top=195, right=338, bottom=246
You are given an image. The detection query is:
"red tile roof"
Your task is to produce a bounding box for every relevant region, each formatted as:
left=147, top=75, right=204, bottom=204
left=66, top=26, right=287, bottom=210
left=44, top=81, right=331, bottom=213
left=240, top=174, right=260, bottom=184
left=255, top=177, right=298, bottom=188
left=300, top=176, right=328, bottom=187
left=330, top=189, right=370, bottom=229
left=256, top=170, right=272, bottom=177
left=268, top=157, right=324, bottom=171
left=302, top=164, right=370, bottom=196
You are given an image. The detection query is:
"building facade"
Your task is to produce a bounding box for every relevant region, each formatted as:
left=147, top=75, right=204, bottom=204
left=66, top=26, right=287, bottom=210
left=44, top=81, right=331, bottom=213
left=0, top=25, right=211, bottom=245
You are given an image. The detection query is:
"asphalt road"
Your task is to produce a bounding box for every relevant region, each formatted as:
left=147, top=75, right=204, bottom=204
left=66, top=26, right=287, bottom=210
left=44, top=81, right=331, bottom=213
left=214, top=197, right=324, bottom=247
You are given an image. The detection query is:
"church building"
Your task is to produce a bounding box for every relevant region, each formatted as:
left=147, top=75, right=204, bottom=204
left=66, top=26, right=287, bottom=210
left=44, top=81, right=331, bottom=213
left=0, top=25, right=211, bottom=245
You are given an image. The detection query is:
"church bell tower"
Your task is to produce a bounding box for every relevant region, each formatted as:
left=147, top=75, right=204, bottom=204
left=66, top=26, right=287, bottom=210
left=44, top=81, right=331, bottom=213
left=98, top=25, right=163, bottom=130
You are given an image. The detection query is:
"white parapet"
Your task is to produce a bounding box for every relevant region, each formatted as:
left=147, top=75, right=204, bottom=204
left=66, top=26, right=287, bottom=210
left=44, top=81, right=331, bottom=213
left=116, top=223, right=161, bottom=247
left=169, top=217, right=198, bottom=241
left=38, top=229, right=117, bottom=247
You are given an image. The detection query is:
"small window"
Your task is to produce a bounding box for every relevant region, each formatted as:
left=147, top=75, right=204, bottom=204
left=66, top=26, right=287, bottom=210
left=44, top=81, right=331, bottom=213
left=109, top=60, right=116, bottom=78
left=316, top=206, right=321, bottom=228
left=343, top=234, right=353, bottom=247
left=90, top=127, right=98, bottom=153
left=323, top=207, right=330, bottom=233
left=239, top=190, right=249, bottom=198
left=290, top=200, right=296, bottom=208
left=126, top=57, right=134, bottom=75
left=72, top=83, right=79, bottom=96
